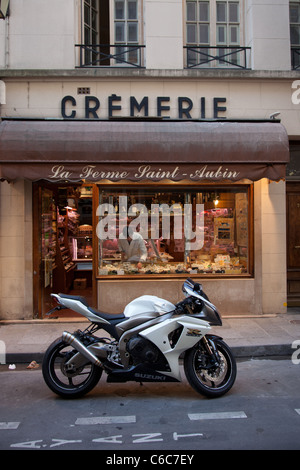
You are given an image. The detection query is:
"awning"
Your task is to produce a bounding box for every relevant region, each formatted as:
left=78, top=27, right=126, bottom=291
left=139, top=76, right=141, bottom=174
left=0, top=119, right=289, bottom=182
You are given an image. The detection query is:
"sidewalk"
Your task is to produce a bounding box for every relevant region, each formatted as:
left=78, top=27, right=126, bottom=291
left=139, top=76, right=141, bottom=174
left=1, top=309, right=300, bottom=364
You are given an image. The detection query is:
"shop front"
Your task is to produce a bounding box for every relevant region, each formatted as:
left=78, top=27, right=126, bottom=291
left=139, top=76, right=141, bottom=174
left=0, top=118, right=289, bottom=318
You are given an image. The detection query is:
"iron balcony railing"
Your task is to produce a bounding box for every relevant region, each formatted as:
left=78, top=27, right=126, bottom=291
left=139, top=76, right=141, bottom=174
left=291, top=47, right=300, bottom=70
left=76, top=44, right=145, bottom=68
left=184, top=46, right=251, bottom=69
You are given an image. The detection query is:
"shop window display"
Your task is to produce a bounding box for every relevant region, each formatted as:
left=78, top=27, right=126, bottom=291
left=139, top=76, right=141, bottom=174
left=97, top=186, right=250, bottom=276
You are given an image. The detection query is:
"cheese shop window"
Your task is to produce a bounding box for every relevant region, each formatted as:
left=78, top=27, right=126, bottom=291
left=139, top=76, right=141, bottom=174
left=97, top=186, right=251, bottom=276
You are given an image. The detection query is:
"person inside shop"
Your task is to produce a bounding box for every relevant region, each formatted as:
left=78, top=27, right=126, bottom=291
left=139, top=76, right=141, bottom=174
left=118, top=226, right=147, bottom=262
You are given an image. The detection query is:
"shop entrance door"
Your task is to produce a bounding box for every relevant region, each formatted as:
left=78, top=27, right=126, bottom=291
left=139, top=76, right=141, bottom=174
left=33, top=185, right=57, bottom=317
left=287, top=182, right=300, bottom=306
left=33, top=182, right=95, bottom=318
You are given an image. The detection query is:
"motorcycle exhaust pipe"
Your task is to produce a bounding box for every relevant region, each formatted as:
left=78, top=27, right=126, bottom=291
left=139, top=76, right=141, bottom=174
left=62, top=331, right=103, bottom=368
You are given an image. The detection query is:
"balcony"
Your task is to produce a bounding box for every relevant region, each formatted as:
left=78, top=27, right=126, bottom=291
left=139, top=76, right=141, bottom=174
left=184, top=46, right=251, bottom=69
left=76, top=44, right=145, bottom=68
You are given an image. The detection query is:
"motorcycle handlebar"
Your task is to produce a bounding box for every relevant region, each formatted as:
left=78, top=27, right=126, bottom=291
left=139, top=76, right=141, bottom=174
left=174, top=296, right=195, bottom=315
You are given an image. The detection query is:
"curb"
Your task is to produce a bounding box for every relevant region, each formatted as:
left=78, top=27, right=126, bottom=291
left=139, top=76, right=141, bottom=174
left=5, top=343, right=293, bottom=365
left=231, top=344, right=293, bottom=359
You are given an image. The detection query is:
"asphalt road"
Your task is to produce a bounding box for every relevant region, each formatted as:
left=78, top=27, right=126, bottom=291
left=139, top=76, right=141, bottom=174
left=1, top=358, right=300, bottom=453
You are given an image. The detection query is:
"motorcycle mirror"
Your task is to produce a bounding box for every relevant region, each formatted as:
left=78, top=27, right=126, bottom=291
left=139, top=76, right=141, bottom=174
left=193, top=283, right=202, bottom=292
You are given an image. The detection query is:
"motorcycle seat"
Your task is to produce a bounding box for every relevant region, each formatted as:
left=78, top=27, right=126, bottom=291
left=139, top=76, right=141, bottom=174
left=87, top=306, right=125, bottom=322
left=59, top=293, right=89, bottom=307
left=58, top=294, right=125, bottom=322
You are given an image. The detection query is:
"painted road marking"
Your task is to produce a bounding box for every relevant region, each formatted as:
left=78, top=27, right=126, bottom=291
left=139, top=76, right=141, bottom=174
left=295, top=409, right=300, bottom=415
left=75, top=415, right=136, bottom=425
left=0, top=422, right=20, bottom=430
left=188, top=411, right=247, bottom=420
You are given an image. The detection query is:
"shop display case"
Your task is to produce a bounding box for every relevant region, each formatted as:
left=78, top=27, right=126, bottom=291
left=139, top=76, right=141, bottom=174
left=72, top=225, right=93, bottom=260
left=97, top=186, right=251, bottom=277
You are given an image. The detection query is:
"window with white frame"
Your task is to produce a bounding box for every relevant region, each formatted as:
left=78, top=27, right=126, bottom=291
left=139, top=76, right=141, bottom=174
left=80, top=0, right=143, bottom=67
left=114, top=0, right=140, bottom=65
left=185, top=1, right=243, bottom=68
left=83, top=0, right=100, bottom=65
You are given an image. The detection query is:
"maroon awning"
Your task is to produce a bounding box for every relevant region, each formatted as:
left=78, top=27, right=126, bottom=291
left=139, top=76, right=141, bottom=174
left=0, top=119, right=289, bottom=182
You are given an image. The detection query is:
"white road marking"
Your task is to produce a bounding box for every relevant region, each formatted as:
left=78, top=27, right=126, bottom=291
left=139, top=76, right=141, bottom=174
left=0, top=422, right=20, bottom=430
left=188, top=411, right=247, bottom=420
left=132, top=433, right=163, bottom=443
left=295, top=409, right=300, bottom=415
left=75, top=415, right=136, bottom=425
left=173, top=432, right=204, bottom=440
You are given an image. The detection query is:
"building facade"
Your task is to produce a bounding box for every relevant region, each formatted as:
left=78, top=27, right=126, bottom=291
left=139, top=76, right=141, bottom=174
left=0, top=0, right=299, bottom=320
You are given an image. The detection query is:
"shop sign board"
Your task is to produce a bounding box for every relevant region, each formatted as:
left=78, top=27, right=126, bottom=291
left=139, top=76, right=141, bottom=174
left=61, top=95, right=227, bottom=120
left=48, top=163, right=239, bottom=182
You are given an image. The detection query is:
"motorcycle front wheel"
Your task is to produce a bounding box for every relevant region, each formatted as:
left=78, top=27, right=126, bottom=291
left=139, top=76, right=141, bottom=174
left=184, top=338, right=237, bottom=398
left=42, top=338, right=103, bottom=398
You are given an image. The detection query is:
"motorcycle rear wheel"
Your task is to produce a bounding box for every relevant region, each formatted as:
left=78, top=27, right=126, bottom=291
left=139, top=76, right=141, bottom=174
left=184, top=338, right=236, bottom=398
left=42, top=338, right=103, bottom=398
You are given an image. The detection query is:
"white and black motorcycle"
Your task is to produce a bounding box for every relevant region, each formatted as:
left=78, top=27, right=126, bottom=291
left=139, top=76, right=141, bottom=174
left=42, top=278, right=236, bottom=399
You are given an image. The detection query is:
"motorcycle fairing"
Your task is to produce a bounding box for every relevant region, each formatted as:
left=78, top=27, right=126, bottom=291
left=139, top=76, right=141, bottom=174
left=139, top=315, right=211, bottom=381
left=106, top=363, right=180, bottom=383
left=117, top=312, right=174, bottom=367
left=124, top=295, right=175, bottom=318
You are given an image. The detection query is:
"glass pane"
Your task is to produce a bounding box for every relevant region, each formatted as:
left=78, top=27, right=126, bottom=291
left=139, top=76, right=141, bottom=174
left=199, top=1, right=209, bottom=22
left=115, top=22, right=125, bottom=42
left=128, top=0, right=137, bottom=19
left=217, top=25, right=226, bottom=44
left=290, top=5, right=300, bottom=23
left=229, top=48, right=239, bottom=65
left=217, top=47, right=226, bottom=64
left=115, top=0, right=125, bottom=20
left=84, top=25, right=90, bottom=44
left=187, top=48, right=197, bottom=66
left=97, top=187, right=249, bottom=276
left=128, top=48, right=138, bottom=64
left=217, top=2, right=226, bottom=22
left=229, top=2, right=239, bottom=22
left=84, top=4, right=90, bottom=26
left=92, top=9, right=97, bottom=30
left=115, top=45, right=125, bottom=63
left=187, top=2, right=196, bottom=21
left=230, top=25, right=239, bottom=44
left=292, top=47, right=300, bottom=68
left=291, top=25, right=300, bottom=45
left=128, top=22, right=138, bottom=42
left=187, top=23, right=197, bottom=43
left=199, top=24, right=209, bottom=44
left=199, top=47, right=209, bottom=65
left=92, top=30, right=97, bottom=44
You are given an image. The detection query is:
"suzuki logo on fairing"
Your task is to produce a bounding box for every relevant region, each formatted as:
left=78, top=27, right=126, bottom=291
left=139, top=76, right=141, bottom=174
left=134, top=373, right=166, bottom=381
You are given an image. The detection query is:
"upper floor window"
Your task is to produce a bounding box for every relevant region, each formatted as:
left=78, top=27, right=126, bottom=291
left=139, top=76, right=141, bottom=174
left=185, top=1, right=248, bottom=69
left=114, top=0, right=141, bottom=65
left=78, top=0, right=144, bottom=68
left=290, top=1, right=300, bottom=69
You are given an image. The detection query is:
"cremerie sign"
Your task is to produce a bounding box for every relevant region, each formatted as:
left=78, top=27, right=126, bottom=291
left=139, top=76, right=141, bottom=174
left=61, top=94, right=227, bottom=119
